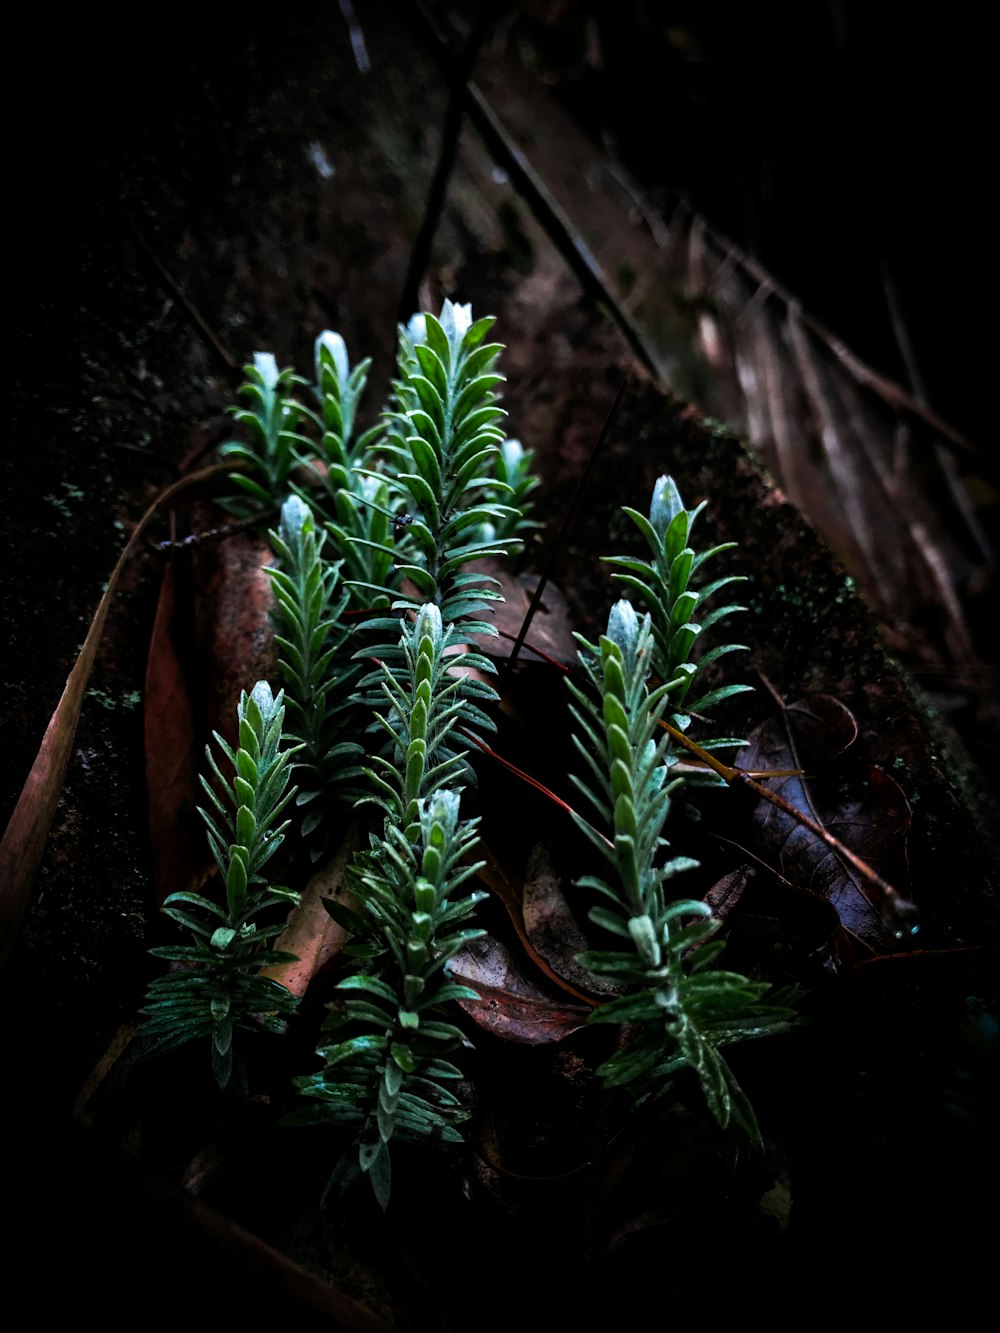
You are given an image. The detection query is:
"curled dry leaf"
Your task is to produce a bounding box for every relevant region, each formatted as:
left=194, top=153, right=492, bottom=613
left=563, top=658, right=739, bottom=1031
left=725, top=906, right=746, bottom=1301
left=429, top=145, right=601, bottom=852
left=736, top=695, right=914, bottom=956
left=522, top=843, right=620, bottom=997
left=260, top=821, right=360, bottom=998
left=190, top=521, right=279, bottom=752
left=704, top=863, right=758, bottom=922
left=0, top=464, right=233, bottom=972
left=144, top=562, right=209, bottom=906
left=475, top=842, right=600, bottom=1005
left=448, top=933, right=592, bottom=1045
left=145, top=516, right=278, bottom=905
left=704, top=863, right=845, bottom=975
left=467, top=557, right=578, bottom=665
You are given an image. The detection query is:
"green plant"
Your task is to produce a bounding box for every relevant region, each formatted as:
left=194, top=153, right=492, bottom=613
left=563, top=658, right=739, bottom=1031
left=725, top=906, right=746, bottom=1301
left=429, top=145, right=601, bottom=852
left=263, top=300, right=530, bottom=874
left=138, top=682, right=302, bottom=1092
left=294, top=330, right=401, bottom=611
left=313, top=329, right=375, bottom=473
left=218, top=352, right=313, bottom=514
left=361, top=300, right=519, bottom=633
left=140, top=303, right=799, bottom=1201
left=266, top=494, right=366, bottom=860
left=286, top=603, right=495, bottom=1207
left=196, top=302, right=534, bottom=1202
left=569, top=599, right=796, bottom=1139
left=604, top=473, right=752, bottom=769
left=481, top=436, right=542, bottom=545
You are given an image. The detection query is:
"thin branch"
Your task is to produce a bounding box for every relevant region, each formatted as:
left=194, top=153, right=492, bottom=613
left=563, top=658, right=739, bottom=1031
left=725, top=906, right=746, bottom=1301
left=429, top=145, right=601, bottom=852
left=113, top=198, right=241, bottom=384
left=398, top=0, right=664, bottom=381
left=505, top=378, right=628, bottom=671
left=397, top=4, right=503, bottom=324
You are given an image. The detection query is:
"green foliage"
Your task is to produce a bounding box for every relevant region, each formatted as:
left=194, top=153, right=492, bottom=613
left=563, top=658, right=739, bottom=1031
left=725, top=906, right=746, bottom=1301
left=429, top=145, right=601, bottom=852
left=218, top=353, right=314, bottom=514
left=286, top=604, right=492, bottom=1207
left=139, top=683, right=302, bottom=1092
left=604, top=474, right=752, bottom=766
left=356, top=602, right=499, bottom=831
left=312, top=329, right=376, bottom=472
left=568, top=600, right=695, bottom=919
left=150, top=313, right=797, bottom=1196
left=475, top=437, right=543, bottom=546
left=215, top=306, right=542, bottom=629
left=360, top=300, right=521, bottom=636
left=264, top=307, right=538, bottom=1205
left=295, top=331, right=402, bottom=612
left=569, top=594, right=796, bottom=1139
left=266, top=495, right=367, bottom=860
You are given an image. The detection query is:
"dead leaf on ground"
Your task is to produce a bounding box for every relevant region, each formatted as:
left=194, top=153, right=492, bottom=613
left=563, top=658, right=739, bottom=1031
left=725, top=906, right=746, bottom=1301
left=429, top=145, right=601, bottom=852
left=261, top=821, right=361, bottom=998
left=0, top=465, right=233, bottom=973
left=191, top=520, right=278, bottom=753
left=476, top=841, right=601, bottom=1005
left=736, top=695, right=914, bottom=956
left=448, top=933, right=592, bottom=1044
left=704, top=862, right=846, bottom=976
left=467, top=557, right=577, bottom=665
left=144, top=561, right=209, bottom=906
left=522, top=843, right=619, bottom=997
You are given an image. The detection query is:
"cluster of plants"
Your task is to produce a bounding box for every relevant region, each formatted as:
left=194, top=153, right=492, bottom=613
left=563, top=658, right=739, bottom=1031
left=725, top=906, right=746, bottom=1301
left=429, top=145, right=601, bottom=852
left=139, top=300, right=798, bottom=1206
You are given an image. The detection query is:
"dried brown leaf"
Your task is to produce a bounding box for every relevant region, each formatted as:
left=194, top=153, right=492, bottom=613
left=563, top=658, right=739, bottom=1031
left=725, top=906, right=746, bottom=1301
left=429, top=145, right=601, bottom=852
left=261, top=821, right=361, bottom=998
left=0, top=465, right=233, bottom=973
left=190, top=522, right=278, bottom=753
left=467, top=557, right=577, bottom=665
left=737, top=695, right=914, bottom=954
left=144, top=562, right=208, bottom=906
left=476, top=842, right=600, bottom=1005
left=704, top=863, right=845, bottom=974
left=448, top=933, right=592, bottom=1044
left=522, top=843, right=619, bottom=997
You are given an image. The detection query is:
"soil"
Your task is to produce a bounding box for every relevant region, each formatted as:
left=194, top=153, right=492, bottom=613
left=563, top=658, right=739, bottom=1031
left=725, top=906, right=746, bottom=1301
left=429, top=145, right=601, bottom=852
left=4, top=3, right=997, bottom=1325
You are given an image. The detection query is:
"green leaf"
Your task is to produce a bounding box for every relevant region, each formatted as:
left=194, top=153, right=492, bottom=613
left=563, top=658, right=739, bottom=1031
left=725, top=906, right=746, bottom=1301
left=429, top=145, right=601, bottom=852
left=362, top=1140, right=392, bottom=1210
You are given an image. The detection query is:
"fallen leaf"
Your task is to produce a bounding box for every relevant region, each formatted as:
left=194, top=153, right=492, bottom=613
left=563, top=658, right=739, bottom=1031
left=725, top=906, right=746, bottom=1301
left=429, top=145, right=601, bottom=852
left=466, top=557, right=578, bottom=665
left=261, top=821, right=361, bottom=998
left=475, top=841, right=600, bottom=1005
left=703, top=863, right=757, bottom=922
left=0, top=464, right=234, bottom=973
left=736, top=696, right=914, bottom=955
left=190, top=519, right=279, bottom=755
left=522, top=843, right=619, bottom=997
left=704, top=862, right=844, bottom=976
left=144, top=561, right=209, bottom=906
left=448, top=933, right=592, bottom=1044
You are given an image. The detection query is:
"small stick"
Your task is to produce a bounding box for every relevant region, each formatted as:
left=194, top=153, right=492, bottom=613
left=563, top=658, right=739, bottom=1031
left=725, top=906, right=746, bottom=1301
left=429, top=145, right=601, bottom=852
left=505, top=379, right=627, bottom=672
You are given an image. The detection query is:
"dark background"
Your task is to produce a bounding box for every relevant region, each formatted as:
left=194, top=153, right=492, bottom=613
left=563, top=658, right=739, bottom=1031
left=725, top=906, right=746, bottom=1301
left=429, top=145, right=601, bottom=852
left=11, top=1, right=993, bottom=450
left=542, top=0, right=992, bottom=448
